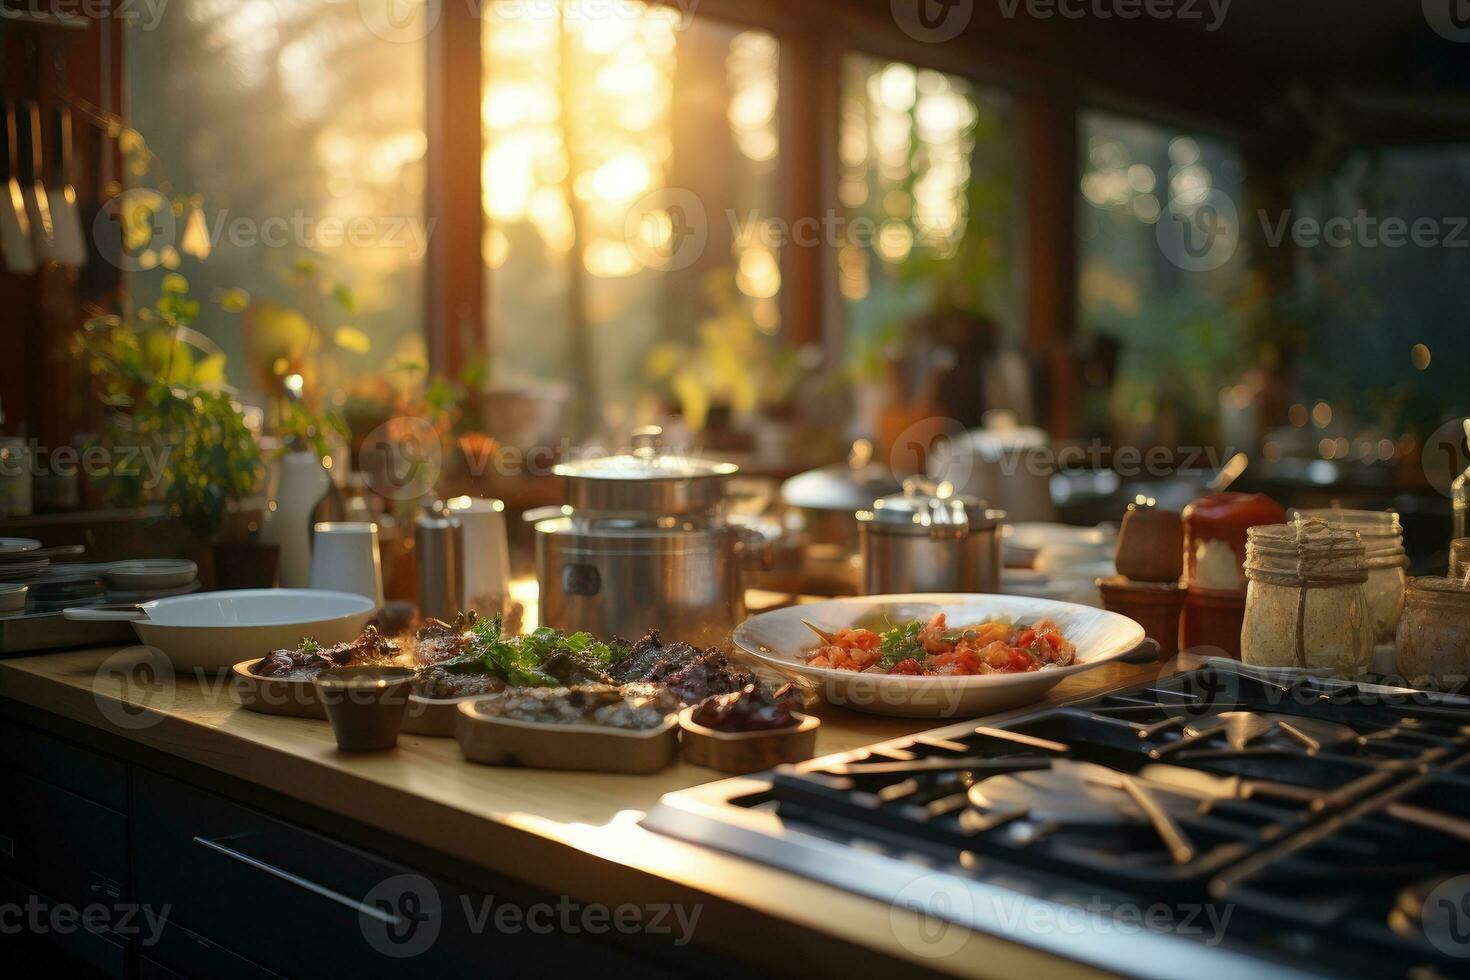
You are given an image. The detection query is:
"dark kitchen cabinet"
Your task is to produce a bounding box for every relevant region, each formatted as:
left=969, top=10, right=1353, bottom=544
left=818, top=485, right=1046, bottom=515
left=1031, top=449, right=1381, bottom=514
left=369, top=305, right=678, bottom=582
left=130, top=770, right=668, bottom=979
left=0, top=767, right=129, bottom=910
left=2, top=708, right=681, bottom=980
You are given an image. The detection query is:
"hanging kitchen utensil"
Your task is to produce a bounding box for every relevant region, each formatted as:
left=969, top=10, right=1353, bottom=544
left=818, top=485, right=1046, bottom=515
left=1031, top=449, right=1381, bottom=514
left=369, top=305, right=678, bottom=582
left=20, top=101, right=55, bottom=261
left=46, top=105, right=85, bottom=268
left=79, top=114, right=121, bottom=298
left=0, top=98, right=35, bottom=273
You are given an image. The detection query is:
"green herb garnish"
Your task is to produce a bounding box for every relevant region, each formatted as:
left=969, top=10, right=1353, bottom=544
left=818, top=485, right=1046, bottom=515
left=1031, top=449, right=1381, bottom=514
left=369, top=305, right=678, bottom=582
left=455, top=617, right=628, bottom=687
left=878, top=620, right=924, bottom=669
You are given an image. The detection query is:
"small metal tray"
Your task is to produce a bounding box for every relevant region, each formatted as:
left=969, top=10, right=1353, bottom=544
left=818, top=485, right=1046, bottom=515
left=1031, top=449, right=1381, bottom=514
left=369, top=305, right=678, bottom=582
left=0, top=608, right=137, bottom=655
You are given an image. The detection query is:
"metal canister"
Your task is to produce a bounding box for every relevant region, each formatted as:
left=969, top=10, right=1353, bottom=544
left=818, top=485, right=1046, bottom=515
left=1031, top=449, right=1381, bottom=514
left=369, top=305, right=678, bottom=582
left=858, top=479, right=1005, bottom=594
left=415, top=505, right=464, bottom=622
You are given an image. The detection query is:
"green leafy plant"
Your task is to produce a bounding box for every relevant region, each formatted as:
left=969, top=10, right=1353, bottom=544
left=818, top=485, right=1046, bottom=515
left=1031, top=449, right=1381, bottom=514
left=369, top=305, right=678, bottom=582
left=73, top=274, right=264, bottom=543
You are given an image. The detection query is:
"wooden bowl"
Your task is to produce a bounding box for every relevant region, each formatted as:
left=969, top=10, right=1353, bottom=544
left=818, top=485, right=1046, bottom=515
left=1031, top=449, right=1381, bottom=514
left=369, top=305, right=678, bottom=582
left=231, top=659, right=326, bottom=719
left=455, top=700, right=679, bottom=773
left=402, top=694, right=485, bottom=737
left=1115, top=507, right=1184, bottom=583
left=678, top=706, right=820, bottom=774
left=1096, top=576, right=1184, bottom=657
left=315, top=666, right=414, bottom=753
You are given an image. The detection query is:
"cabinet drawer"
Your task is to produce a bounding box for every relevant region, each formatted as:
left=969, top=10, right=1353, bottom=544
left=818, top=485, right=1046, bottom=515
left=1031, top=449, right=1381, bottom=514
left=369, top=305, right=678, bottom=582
left=0, top=718, right=129, bottom=810
left=0, top=873, right=128, bottom=978
left=143, top=921, right=285, bottom=980
left=135, top=770, right=462, bottom=979
left=133, top=771, right=673, bottom=979
left=0, top=766, right=128, bottom=909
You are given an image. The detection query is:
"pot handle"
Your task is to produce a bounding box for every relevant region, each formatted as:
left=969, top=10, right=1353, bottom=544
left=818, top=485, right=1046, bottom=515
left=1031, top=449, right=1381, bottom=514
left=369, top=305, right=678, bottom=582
left=1117, top=638, right=1163, bottom=665
left=521, top=505, right=572, bottom=525
left=63, top=604, right=147, bottom=622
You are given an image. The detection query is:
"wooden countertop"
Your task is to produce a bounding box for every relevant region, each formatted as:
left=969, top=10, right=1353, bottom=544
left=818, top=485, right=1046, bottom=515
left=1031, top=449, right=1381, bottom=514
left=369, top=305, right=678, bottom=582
left=0, top=644, right=1175, bottom=979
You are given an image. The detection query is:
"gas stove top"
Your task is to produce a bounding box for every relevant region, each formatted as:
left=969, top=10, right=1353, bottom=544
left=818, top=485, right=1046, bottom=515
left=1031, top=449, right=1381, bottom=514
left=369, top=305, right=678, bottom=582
left=645, top=659, right=1470, bottom=979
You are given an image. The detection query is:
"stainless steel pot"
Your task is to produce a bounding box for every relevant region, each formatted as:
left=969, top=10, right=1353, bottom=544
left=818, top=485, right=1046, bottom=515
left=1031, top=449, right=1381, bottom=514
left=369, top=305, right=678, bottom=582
left=858, top=479, right=1005, bottom=594
left=535, top=519, right=763, bottom=648
left=534, top=428, right=761, bottom=647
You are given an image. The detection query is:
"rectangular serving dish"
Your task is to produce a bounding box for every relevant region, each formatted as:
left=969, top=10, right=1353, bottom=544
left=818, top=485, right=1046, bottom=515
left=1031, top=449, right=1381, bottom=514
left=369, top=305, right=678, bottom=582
left=455, top=700, right=679, bottom=773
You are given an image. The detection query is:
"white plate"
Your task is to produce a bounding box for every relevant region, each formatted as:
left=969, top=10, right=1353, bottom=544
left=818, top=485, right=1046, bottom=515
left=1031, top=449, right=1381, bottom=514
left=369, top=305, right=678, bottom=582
left=0, top=538, right=42, bottom=557
left=100, top=559, right=199, bottom=591
left=0, top=560, right=49, bottom=581
left=733, top=593, right=1145, bottom=719
left=63, top=589, right=376, bottom=674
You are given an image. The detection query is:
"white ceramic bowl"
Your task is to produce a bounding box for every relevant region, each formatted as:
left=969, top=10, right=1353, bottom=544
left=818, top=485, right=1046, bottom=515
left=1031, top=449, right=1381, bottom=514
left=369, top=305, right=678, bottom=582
left=734, top=593, right=1145, bottom=719
left=64, top=589, right=376, bottom=674
left=0, top=538, right=42, bottom=558
left=100, top=559, right=199, bottom=591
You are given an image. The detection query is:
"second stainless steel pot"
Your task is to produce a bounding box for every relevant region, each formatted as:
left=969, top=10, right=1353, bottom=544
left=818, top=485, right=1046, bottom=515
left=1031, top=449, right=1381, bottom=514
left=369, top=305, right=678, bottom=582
left=858, top=480, right=1005, bottom=594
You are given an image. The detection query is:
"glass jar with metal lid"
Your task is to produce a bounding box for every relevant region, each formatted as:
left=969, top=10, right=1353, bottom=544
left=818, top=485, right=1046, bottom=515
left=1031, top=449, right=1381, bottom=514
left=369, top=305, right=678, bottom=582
left=857, top=478, right=1005, bottom=594
left=535, top=428, right=760, bottom=648
left=1242, top=520, right=1373, bottom=675
left=1290, top=508, right=1407, bottom=643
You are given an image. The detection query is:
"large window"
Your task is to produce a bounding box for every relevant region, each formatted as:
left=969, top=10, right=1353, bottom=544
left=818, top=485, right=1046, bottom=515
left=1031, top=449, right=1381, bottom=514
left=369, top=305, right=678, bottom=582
left=1076, top=110, right=1249, bottom=447
left=1290, top=145, right=1470, bottom=444
left=481, top=4, right=783, bottom=435
left=127, top=0, right=428, bottom=408
left=838, top=56, right=1022, bottom=387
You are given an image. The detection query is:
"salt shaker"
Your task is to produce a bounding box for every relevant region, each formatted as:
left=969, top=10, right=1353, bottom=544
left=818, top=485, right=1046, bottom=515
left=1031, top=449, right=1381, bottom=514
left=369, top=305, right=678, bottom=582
left=415, top=504, right=465, bottom=622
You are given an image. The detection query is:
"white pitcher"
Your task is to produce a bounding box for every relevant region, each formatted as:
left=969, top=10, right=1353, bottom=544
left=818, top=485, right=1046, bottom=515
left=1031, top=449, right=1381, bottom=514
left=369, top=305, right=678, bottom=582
left=446, top=496, right=511, bottom=619
left=261, top=450, right=333, bottom=589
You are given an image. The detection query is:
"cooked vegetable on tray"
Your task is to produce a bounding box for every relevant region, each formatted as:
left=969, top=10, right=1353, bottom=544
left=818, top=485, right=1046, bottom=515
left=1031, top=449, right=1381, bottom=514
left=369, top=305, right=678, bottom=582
left=804, top=612, right=1075, bottom=676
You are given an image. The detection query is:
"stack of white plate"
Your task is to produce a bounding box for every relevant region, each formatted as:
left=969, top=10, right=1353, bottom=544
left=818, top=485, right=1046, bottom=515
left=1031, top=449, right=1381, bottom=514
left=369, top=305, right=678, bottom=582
left=100, top=560, right=200, bottom=603
left=0, top=538, right=48, bottom=583
left=0, top=542, right=200, bottom=613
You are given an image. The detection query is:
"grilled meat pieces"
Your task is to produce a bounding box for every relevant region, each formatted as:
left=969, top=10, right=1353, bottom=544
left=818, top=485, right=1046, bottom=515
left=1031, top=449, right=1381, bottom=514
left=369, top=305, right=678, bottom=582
left=253, top=626, right=398, bottom=680
left=606, top=630, right=754, bottom=703
left=413, top=613, right=479, bottom=666
left=412, top=666, right=508, bottom=700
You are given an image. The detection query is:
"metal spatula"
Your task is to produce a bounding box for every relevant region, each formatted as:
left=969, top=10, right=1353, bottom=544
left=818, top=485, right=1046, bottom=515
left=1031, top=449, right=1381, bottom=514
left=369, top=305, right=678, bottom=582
left=19, top=101, right=55, bottom=261
left=46, top=105, right=86, bottom=268
left=0, top=99, right=35, bottom=273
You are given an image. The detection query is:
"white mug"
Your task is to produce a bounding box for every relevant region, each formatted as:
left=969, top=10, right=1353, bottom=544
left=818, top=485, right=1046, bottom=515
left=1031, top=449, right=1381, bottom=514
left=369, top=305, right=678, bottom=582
left=445, top=497, right=511, bottom=618
left=309, top=522, right=383, bottom=608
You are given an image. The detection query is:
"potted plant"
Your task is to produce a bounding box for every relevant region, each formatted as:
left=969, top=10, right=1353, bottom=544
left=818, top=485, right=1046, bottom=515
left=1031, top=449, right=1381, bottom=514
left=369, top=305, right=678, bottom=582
left=73, top=274, right=275, bottom=587
left=643, top=272, right=804, bottom=451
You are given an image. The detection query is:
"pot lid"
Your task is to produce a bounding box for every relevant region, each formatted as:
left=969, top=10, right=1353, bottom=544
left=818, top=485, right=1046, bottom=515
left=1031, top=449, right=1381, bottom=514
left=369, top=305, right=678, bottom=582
left=554, top=427, right=736, bottom=515
left=858, top=478, right=1001, bottom=537
left=781, top=440, right=901, bottom=512
left=556, top=428, right=737, bottom=482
